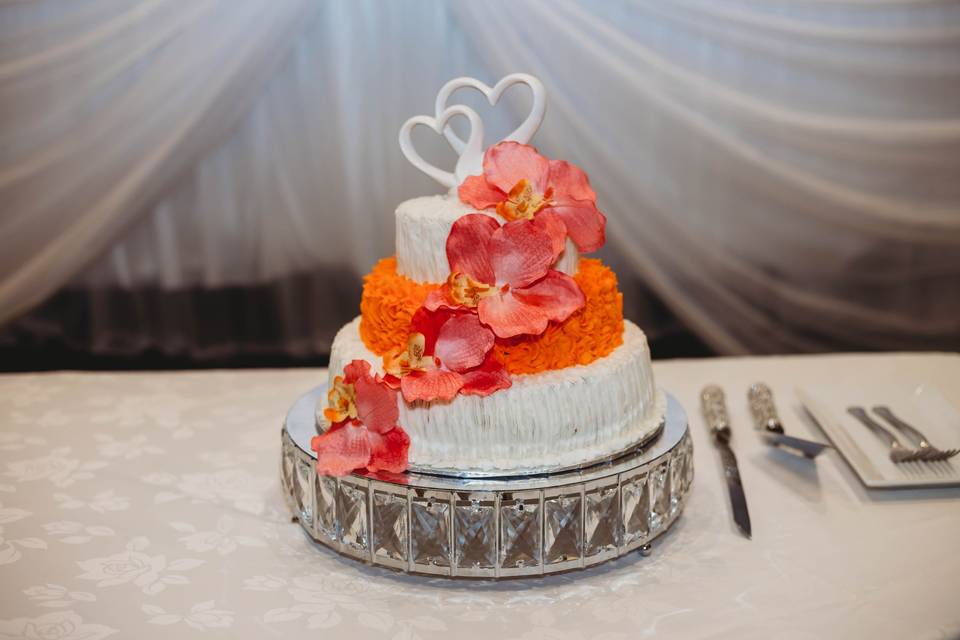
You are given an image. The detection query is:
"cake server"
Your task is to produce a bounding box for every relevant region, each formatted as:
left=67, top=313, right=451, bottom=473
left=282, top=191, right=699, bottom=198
left=748, top=383, right=830, bottom=459
left=701, top=385, right=752, bottom=539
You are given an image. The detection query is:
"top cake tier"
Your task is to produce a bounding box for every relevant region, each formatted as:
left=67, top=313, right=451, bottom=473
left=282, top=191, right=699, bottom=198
left=395, top=194, right=579, bottom=284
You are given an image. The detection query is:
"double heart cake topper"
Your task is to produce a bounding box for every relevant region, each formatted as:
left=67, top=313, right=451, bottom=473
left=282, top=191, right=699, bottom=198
left=399, top=73, right=546, bottom=189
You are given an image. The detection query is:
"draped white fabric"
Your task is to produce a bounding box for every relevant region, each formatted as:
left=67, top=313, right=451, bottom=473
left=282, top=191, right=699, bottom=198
left=0, top=0, right=316, bottom=325
left=2, top=0, right=959, bottom=353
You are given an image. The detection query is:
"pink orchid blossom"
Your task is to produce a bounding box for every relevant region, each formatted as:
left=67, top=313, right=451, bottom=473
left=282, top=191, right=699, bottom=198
left=459, top=141, right=606, bottom=253
left=383, top=307, right=510, bottom=403
left=425, top=214, right=585, bottom=339
left=312, top=360, right=410, bottom=476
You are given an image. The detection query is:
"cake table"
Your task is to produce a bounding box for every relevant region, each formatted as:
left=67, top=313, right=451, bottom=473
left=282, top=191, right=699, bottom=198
left=1, top=354, right=958, bottom=639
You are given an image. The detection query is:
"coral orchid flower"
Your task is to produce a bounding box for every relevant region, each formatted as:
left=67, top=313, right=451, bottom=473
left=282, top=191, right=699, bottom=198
left=425, top=214, right=585, bottom=339
left=312, top=359, right=410, bottom=476
left=383, top=307, right=510, bottom=403
left=459, top=141, right=607, bottom=253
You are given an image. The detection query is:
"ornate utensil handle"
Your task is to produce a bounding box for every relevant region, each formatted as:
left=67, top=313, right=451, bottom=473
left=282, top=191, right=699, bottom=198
left=748, top=383, right=784, bottom=434
left=701, top=385, right=731, bottom=441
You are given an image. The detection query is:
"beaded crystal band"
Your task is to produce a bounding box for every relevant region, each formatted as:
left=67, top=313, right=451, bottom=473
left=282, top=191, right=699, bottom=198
left=281, top=386, right=693, bottom=578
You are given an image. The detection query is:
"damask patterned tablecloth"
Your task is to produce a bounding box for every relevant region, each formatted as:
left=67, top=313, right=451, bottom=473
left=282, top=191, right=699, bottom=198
left=0, top=353, right=958, bottom=640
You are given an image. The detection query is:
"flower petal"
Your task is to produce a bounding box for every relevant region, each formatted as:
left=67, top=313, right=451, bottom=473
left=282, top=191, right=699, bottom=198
left=400, top=369, right=464, bottom=403
left=312, top=424, right=371, bottom=477
left=410, top=307, right=455, bottom=355
left=477, top=290, right=550, bottom=338
left=379, top=374, right=401, bottom=390
left=446, top=213, right=499, bottom=284
left=460, top=355, right=512, bottom=396
left=513, top=270, right=586, bottom=323
left=488, top=220, right=555, bottom=289
left=367, top=427, right=411, bottom=474
left=483, top=142, right=550, bottom=194
left=531, top=210, right=568, bottom=259
left=548, top=159, right=596, bottom=202
left=458, top=174, right=504, bottom=210
left=423, top=287, right=458, bottom=312
left=434, top=313, right=494, bottom=372
left=342, top=359, right=372, bottom=384
left=548, top=200, right=607, bottom=253
left=354, top=375, right=400, bottom=434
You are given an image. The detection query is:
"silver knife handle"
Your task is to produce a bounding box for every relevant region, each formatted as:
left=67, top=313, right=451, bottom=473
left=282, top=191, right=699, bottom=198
left=700, top=385, right=731, bottom=439
left=748, top=383, right=783, bottom=433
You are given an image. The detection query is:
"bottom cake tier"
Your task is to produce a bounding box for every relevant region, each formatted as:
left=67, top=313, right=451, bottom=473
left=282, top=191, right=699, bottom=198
left=326, top=317, right=666, bottom=476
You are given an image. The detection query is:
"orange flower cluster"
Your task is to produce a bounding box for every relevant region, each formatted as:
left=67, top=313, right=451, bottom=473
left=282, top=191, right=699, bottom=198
left=359, top=257, right=439, bottom=355
left=358, top=257, right=623, bottom=375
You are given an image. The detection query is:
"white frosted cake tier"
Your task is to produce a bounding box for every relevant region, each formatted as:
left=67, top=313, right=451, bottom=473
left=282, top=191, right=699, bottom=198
left=395, top=194, right=579, bottom=284
left=324, top=317, right=665, bottom=475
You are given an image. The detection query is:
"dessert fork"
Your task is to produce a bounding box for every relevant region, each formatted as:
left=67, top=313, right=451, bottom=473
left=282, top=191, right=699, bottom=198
left=846, top=407, right=924, bottom=463
left=871, top=406, right=959, bottom=462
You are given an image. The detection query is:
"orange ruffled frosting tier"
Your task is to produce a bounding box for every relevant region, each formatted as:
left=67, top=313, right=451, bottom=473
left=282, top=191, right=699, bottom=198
left=359, top=257, right=624, bottom=375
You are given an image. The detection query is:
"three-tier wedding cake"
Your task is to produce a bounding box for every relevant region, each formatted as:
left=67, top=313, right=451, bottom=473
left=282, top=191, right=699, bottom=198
left=313, top=74, right=666, bottom=478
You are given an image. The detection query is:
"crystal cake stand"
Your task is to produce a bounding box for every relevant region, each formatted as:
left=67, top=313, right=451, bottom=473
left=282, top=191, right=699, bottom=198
left=281, top=385, right=693, bottom=578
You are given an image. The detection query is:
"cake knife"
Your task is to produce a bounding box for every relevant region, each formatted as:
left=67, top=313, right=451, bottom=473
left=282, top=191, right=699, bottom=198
left=748, top=383, right=830, bottom=459
left=701, top=385, right=752, bottom=539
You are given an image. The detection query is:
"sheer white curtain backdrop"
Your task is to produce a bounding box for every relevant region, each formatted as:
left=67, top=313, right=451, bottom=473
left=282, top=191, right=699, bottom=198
left=0, top=0, right=316, bottom=325
left=1, top=0, right=959, bottom=354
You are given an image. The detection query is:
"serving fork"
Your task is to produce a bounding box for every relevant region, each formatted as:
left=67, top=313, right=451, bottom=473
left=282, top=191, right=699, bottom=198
left=846, top=407, right=925, bottom=464
left=871, top=406, right=959, bottom=462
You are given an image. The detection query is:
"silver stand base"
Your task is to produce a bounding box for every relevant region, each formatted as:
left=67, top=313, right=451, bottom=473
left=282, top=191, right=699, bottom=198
left=281, top=386, right=693, bottom=579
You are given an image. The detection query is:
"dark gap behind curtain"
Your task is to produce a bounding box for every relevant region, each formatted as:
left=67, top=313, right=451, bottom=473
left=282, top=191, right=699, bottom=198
left=0, top=267, right=359, bottom=370
left=0, top=269, right=714, bottom=371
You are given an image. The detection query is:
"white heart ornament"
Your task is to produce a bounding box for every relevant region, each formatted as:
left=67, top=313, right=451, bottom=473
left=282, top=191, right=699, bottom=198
left=399, top=105, right=485, bottom=190
left=435, top=73, right=546, bottom=154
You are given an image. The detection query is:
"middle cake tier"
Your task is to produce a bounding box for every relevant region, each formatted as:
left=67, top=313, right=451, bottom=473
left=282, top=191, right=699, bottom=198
left=327, top=317, right=665, bottom=476
left=359, top=256, right=625, bottom=375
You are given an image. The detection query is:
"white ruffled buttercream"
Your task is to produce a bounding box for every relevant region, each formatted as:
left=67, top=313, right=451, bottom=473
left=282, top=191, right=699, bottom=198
left=394, top=194, right=579, bottom=284
left=325, top=317, right=664, bottom=474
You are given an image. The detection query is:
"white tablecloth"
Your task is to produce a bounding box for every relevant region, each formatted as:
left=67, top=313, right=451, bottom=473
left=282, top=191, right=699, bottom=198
left=1, top=353, right=958, bottom=640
